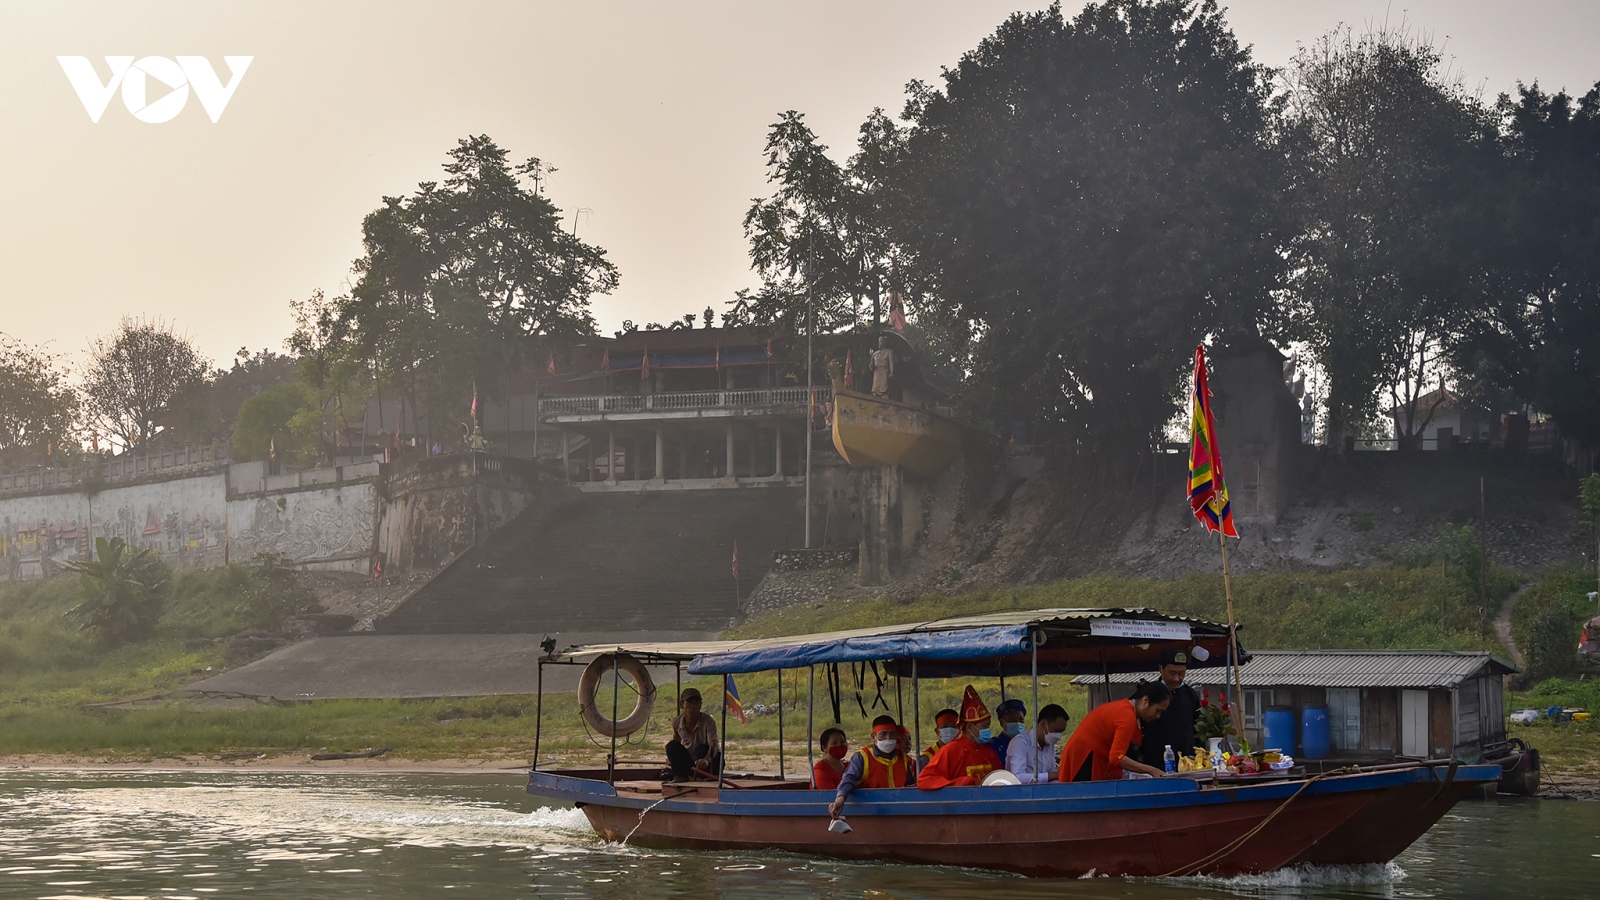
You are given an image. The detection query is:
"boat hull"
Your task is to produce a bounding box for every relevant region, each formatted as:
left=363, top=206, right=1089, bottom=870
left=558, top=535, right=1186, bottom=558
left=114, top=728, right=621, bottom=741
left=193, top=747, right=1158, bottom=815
left=530, top=764, right=1500, bottom=878
left=830, top=390, right=964, bottom=479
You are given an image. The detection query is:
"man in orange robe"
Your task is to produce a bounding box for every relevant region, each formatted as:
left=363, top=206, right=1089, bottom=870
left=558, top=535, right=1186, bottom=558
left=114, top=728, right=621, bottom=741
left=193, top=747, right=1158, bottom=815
left=918, top=686, right=1002, bottom=789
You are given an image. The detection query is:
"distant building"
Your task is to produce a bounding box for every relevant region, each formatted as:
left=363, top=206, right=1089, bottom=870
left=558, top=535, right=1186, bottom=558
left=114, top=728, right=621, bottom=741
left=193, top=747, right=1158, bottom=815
left=1076, top=649, right=1517, bottom=763
left=1389, top=389, right=1494, bottom=451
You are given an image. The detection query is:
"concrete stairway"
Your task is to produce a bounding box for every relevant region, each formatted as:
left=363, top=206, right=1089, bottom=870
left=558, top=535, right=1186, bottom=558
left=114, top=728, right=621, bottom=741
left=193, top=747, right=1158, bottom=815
left=377, top=487, right=804, bottom=634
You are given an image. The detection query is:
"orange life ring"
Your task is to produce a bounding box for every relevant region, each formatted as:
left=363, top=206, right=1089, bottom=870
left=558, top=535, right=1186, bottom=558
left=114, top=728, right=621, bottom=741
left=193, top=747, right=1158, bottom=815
left=577, top=653, right=657, bottom=738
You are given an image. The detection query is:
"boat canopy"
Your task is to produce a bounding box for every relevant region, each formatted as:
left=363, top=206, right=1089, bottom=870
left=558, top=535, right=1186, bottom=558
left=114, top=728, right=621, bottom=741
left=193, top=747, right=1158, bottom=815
left=548, top=607, right=1246, bottom=678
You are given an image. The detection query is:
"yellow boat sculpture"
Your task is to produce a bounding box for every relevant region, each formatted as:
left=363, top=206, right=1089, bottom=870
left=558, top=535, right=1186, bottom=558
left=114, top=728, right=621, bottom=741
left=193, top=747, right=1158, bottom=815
left=829, top=369, right=965, bottom=479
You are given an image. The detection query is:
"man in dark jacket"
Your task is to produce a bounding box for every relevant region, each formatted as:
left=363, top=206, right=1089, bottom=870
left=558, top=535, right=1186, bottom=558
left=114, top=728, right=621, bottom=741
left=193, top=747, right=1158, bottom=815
left=1137, top=649, right=1203, bottom=769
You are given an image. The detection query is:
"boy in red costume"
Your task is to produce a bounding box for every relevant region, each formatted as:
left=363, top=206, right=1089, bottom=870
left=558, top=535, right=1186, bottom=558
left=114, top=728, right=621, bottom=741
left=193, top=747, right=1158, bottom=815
left=917, top=686, right=1002, bottom=789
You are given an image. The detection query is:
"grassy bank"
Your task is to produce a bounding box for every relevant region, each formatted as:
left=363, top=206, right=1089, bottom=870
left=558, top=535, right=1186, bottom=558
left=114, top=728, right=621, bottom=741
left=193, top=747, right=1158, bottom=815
left=0, top=563, right=1544, bottom=767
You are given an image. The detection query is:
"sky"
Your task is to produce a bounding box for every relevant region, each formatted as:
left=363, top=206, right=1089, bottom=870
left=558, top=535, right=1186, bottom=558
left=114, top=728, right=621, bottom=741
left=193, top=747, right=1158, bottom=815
left=2, top=1, right=1598, bottom=372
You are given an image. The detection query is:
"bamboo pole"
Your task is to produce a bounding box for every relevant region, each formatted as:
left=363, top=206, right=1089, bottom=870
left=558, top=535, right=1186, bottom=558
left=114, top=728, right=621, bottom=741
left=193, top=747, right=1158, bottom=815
left=1219, top=530, right=1246, bottom=743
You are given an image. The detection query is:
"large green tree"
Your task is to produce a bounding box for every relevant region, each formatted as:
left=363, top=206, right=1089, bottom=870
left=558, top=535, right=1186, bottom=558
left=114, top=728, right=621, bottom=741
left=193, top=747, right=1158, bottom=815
left=0, top=333, right=78, bottom=465
left=331, top=136, right=618, bottom=447
left=1453, top=83, right=1600, bottom=445
left=1280, top=27, right=1499, bottom=449
left=82, top=318, right=210, bottom=451
left=881, top=0, right=1287, bottom=461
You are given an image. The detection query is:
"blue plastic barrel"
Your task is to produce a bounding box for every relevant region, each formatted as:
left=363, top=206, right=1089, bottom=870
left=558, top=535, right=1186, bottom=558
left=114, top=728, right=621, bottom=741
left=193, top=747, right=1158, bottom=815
left=1262, top=706, right=1297, bottom=756
left=1301, top=703, right=1332, bottom=759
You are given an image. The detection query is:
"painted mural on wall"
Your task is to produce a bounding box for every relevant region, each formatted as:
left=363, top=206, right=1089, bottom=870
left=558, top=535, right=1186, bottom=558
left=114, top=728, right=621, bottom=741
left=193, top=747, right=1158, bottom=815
left=0, top=470, right=380, bottom=582
left=229, top=486, right=379, bottom=565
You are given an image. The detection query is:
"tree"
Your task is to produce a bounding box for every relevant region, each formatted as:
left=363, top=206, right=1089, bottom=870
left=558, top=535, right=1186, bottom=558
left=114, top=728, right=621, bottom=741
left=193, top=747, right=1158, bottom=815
left=0, top=333, right=78, bottom=466
left=231, top=382, right=322, bottom=467
left=1453, top=83, right=1600, bottom=446
left=64, top=536, right=170, bottom=646
left=741, top=111, right=905, bottom=336
left=1582, top=473, right=1600, bottom=595
left=82, top=318, right=210, bottom=451
left=332, top=136, right=618, bottom=449
left=882, top=1, right=1287, bottom=462
left=1280, top=26, right=1499, bottom=449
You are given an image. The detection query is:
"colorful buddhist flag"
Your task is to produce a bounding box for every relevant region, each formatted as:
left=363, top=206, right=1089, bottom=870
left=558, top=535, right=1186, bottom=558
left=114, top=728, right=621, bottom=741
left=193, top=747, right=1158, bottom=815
left=470, top=381, right=478, bottom=422
left=1189, top=346, right=1239, bottom=538
left=888, top=289, right=907, bottom=331
left=547, top=353, right=557, bottom=375
left=844, top=350, right=854, bottom=389
left=725, top=676, right=748, bottom=724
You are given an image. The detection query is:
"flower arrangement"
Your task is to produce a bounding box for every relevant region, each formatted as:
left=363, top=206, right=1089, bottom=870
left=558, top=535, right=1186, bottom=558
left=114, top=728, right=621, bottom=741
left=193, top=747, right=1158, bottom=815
left=1194, top=688, right=1238, bottom=742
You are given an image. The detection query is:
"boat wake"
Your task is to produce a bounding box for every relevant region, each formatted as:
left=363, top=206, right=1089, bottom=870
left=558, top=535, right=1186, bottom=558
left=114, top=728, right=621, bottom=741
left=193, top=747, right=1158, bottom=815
left=1155, top=861, right=1406, bottom=889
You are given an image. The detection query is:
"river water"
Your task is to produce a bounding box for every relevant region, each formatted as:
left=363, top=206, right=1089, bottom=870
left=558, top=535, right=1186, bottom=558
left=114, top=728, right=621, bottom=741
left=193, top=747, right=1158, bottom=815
left=0, top=771, right=1595, bottom=899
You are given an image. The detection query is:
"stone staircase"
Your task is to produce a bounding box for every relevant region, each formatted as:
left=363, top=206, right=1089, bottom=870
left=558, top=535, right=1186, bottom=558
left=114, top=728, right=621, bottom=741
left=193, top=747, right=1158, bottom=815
left=377, top=486, right=804, bottom=634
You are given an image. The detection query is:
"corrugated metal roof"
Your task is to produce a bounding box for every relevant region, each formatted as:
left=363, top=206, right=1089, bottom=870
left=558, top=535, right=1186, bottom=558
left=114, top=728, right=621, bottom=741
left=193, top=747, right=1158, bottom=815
left=1072, top=650, right=1517, bottom=689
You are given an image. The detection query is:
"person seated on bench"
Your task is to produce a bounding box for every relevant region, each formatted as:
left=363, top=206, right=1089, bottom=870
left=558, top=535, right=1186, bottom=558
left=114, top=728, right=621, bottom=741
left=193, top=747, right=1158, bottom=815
left=828, top=715, right=916, bottom=817
left=665, top=687, right=719, bottom=781
left=812, top=727, right=849, bottom=790
left=918, top=687, right=1002, bottom=789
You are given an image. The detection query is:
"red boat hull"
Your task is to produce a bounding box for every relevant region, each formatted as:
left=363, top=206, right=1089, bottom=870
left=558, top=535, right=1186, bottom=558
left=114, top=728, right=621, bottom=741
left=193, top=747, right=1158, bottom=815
left=581, top=789, right=1369, bottom=877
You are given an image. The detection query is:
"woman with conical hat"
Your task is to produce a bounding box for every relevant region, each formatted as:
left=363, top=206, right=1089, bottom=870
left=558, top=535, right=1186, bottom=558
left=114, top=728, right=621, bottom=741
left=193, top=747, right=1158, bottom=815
left=917, top=686, right=1002, bottom=790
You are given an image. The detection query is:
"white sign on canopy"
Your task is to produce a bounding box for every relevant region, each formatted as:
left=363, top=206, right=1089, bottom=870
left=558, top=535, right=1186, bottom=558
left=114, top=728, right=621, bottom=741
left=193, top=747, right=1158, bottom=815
left=1088, top=618, right=1193, bottom=641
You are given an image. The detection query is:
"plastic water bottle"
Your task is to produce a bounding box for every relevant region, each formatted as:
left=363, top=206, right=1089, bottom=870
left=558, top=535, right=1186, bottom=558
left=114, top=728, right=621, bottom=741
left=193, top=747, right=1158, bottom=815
left=1163, top=744, right=1176, bottom=774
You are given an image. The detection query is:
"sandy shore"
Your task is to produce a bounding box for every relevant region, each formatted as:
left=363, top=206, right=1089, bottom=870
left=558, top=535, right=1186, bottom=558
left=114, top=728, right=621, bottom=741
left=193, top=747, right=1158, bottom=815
left=0, top=752, right=535, bottom=775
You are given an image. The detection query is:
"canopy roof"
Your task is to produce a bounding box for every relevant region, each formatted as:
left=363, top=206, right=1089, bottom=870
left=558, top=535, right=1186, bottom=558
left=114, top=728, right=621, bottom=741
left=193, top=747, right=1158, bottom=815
left=548, top=607, right=1246, bottom=677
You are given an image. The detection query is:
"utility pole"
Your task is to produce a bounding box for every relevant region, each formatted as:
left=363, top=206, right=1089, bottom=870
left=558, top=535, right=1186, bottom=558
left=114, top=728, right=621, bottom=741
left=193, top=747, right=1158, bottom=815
left=804, top=236, right=815, bottom=549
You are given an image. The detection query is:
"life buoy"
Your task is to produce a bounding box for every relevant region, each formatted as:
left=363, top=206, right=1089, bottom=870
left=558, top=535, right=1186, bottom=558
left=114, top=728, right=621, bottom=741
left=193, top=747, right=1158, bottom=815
left=578, top=653, right=657, bottom=738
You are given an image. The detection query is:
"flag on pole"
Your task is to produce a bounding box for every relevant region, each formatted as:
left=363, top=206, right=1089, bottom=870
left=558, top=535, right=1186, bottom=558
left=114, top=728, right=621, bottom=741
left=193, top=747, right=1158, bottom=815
left=601, top=348, right=611, bottom=374
left=547, top=353, right=557, bottom=375
left=640, top=345, right=651, bottom=380
left=844, top=350, right=854, bottom=389
left=715, top=344, right=722, bottom=372
left=470, top=382, right=479, bottom=423
left=888, top=289, right=907, bottom=331
left=1189, top=346, right=1239, bottom=538
left=725, top=676, right=748, bottom=724
left=731, top=541, right=739, bottom=578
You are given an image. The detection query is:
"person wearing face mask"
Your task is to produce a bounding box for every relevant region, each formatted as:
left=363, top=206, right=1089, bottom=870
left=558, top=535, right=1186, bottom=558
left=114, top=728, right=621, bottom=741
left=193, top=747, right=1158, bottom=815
left=917, top=686, right=1002, bottom=790
left=827, top=715, right=916, bottom=817
left=811, top=727, right=849, bottom=791
left=988, top=698, right=1028, bottom=761
left=1006, top=703, right=1071, bottom=783
left=918, top=709, right=961, bottom=770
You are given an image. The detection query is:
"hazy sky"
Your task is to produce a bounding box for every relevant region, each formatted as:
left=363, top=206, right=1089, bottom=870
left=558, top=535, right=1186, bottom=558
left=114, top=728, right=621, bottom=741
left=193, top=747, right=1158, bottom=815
left=3, top=1, right=1597, bottom=371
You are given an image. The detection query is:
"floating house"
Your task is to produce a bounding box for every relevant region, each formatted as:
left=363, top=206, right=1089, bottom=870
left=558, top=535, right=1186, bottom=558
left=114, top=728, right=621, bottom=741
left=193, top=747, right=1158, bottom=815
left=1076, top=650, right=1517, bottom=763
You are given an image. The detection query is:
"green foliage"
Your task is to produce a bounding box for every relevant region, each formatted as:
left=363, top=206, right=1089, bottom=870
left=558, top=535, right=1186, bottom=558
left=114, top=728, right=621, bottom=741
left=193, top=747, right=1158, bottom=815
left=82, top=317, right=210, bottom=450
left=64, top=537, right=171, bottom=647
left=0, top=332, right=79, bottom=466
left=1513, top=568, right=1594, bottom=681
left=1438, top=524, right=1488, bottom=595
left=882, top=0, right=1286, bottom=457
left=230, top=381, right=322, bottom=466
left=1281, top=26, right=1497, bottom=445
left=1581, top=474, right=1600, bottom=529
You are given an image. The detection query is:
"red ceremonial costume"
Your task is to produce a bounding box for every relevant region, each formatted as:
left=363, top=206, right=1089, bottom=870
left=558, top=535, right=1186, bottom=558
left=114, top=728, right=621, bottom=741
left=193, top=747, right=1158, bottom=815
left=1058, top=699, right=1141, bottom=782
left=812, top=759, right=844, bottom=791
left=918, top=685, right=1001, bottom=789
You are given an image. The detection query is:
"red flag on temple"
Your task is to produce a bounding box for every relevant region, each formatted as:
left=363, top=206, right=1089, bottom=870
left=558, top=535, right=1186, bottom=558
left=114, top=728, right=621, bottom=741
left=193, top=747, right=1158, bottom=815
left=888, top=290, right=907, bottom=331
left=641, top=345, right=651, bottom=380
left=547, top=353, right=557, bottom=375
left=844, top=350, right=854, bottom=389
left=601, top=349, right=611, bottom=374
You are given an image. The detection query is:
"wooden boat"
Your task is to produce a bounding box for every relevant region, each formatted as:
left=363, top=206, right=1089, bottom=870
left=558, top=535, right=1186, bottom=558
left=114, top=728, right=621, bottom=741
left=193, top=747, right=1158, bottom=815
left=526, top=609, right=1500, bottom=878
left=830, top=387, right=965, bottom=479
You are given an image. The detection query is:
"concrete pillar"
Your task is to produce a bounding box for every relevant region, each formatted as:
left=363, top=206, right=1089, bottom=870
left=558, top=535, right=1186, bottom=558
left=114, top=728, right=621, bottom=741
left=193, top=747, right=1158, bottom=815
left=774, top=425, right=783, bottom=480
left=561, top=431, right=569, bottom=481
left=858, top=465, right=903, bottom=586
left=607, top=429, right=617, bottom=484
left=655, top=429, right=665, bottom=483
left=726, top=424, right=735, bottom=480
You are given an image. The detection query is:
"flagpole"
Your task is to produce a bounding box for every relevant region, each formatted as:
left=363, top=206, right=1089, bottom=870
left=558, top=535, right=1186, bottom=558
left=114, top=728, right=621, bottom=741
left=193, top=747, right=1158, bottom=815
left=1219, top=529, right=1245, bottom=743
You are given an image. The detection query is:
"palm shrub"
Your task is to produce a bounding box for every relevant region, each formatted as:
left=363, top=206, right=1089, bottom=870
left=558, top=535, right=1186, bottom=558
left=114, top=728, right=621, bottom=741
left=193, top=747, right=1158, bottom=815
left=64, top=537, right=170, bottom=646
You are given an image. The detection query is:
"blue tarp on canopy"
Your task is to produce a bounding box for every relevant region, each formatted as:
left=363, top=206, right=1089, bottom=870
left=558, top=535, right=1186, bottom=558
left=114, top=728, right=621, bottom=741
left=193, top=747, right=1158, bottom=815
left=686, top=625, right=1032, bottom=675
